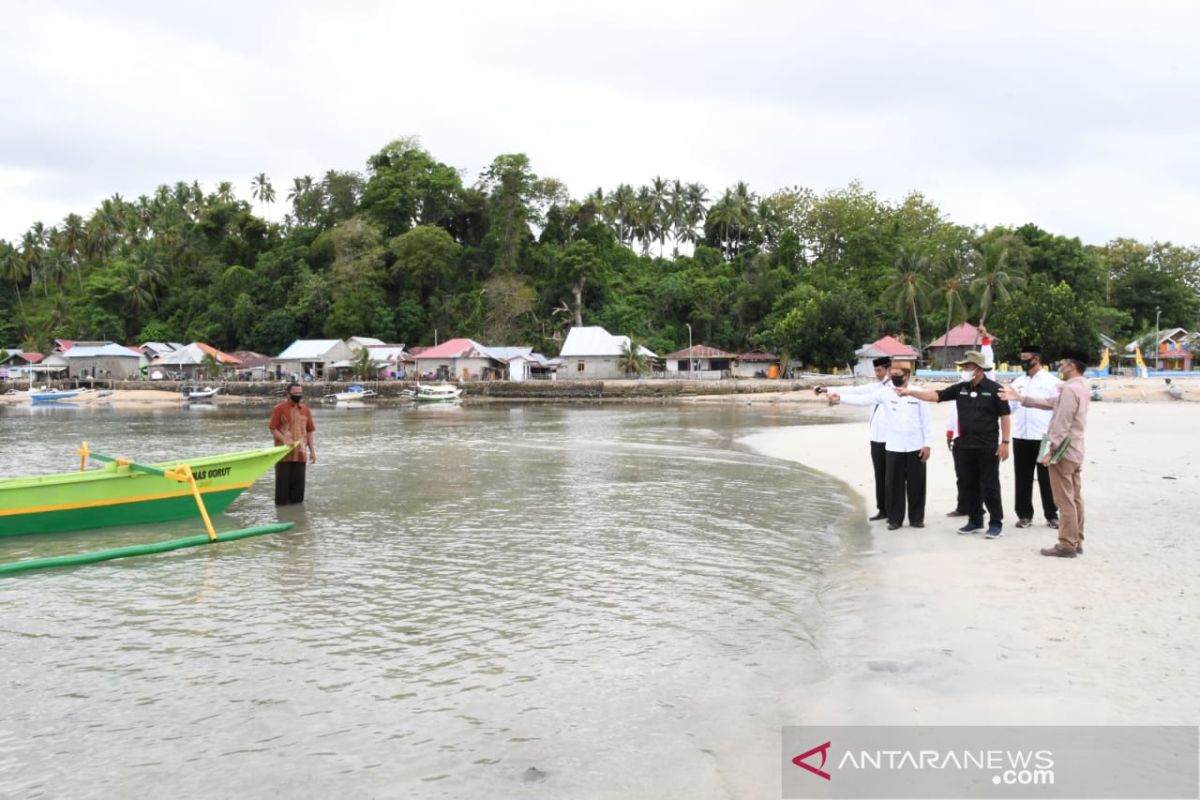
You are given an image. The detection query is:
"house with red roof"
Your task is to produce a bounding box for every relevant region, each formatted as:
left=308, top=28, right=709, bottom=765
left=412, top=338, right=505, bottom=381
left=854, top=335, right=920, bottom=376
left=151, top=342, right=241, bottom=379
left=925, top=323, right=997, bottom=369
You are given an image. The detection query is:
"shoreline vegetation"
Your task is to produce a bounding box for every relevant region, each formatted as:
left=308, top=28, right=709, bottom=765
left=2, top=137, right=1197, bottom=371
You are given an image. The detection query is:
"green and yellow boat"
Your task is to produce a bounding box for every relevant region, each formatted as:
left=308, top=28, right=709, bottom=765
left=0, top=444, right=292, bottom=537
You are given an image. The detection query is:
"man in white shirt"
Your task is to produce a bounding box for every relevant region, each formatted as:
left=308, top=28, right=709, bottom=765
left=829, top=358, right=933, bottom=530
left=828, top=356, right=892, bottom=521
left=1008, top=344, right=1061, bottom=529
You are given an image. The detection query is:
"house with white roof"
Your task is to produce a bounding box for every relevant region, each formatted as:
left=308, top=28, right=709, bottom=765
left=61, top=343, right=142, bottom=379
left=151, top=342, right=241, bottom=379
left=558, top=326, right=658, bottom=379
left=273, top=339, right=356, bottom=380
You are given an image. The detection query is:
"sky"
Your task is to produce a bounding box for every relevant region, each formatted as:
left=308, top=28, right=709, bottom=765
left=2, top=0, right=1198, bottom=246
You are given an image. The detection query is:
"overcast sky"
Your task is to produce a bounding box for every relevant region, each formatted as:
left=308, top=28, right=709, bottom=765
left=3, top=0, right=1198, bottom=246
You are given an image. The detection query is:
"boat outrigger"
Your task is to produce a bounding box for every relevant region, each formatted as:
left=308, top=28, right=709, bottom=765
left=0, top=443, right=294, bottom=575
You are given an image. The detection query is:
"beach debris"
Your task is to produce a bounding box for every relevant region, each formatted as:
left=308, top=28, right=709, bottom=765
left=523, top=767, right=547, bottom=784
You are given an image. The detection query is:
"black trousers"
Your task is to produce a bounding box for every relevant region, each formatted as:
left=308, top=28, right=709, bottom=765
left=870, top=441, right=887, bottom=515
left=885, top=450, right=926, bottom=526
left=959, top=446, right=1003, bottom=526
left=1012, top=438, right=1058, bottom=521
left=952, top=442, right=968, bottom=513
left=275, top=461, right=307, bottom=505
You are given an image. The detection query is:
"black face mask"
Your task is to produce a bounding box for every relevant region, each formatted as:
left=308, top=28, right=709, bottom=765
left=891, top=375, right=906, bottom=387
left=289, top=395, right=302, bottom=404
left=1020, top=358, right=1035, bottom=372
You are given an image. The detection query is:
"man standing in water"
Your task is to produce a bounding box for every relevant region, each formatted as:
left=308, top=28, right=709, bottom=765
left=270, top=382, right=316, bottom=505
left=1001, top=350, right=1091, bottom=558
left=901, top=351, right=1011, bottom=538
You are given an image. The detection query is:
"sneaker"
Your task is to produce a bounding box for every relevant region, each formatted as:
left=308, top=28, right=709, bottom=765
left=946, top=510, right=967, bottom=517
left=1047, top=518, right=1060, bottom=529
left=986, top=524, right=1003, bottom=539
left=957, top=523, right=984, bottom=535
left=1015, top=518, right=1032, bottom=528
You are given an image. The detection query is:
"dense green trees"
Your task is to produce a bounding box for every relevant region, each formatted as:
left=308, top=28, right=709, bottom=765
left=2, top=138, right=1198, bottom=370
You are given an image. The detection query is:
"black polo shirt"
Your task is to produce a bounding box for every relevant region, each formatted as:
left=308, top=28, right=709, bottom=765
left=937, top=377, right=1010, bottom=449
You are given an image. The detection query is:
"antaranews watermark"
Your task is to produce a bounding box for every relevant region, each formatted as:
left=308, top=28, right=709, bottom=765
left=782, top=726, right=1197, bottom=798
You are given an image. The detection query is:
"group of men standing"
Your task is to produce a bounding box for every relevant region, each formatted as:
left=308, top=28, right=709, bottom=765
left=826, top=328, right=1091, bottom=558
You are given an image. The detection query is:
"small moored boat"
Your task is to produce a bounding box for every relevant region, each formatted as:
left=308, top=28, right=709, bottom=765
left=324, top=385, right=379, bottom=403
left=0, top=444, right=291, bottom=537
left=403, top=383, right=463, bottom=403
left=182, top=386, right=221, bottom=401
left=30, top=388, right=86, bottom=404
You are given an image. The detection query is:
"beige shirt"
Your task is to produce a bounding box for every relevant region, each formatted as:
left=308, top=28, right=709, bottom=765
left=1020, top=376, right=1089, bottom=463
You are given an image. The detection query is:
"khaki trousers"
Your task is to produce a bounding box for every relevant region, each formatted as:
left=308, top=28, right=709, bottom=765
left=1048, top=459, right=1084, bottom=552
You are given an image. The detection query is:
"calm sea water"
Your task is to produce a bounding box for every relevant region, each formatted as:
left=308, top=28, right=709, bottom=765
left=0, top=403, right=865, bottom=798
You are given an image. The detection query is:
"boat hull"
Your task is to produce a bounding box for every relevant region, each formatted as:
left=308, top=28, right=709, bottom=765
left=0, top=445, right=291, bottom=537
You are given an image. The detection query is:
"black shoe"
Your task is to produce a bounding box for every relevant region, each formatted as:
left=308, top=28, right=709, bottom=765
left=1015, top=518, right=1032, bottom=529
left=957, top=523, right=984, bottom=535
left=946, top=510, right=967, bottom=517
left=868, top=512, right=888, bottom=521
left=1076, top=544, right=1083, bottom=554
left=887, top=523, right=902, bottom=530
left=1040, top=546, right=1076, bottom=558
left=986, top=524, right=1003, bottom=539
left=910, top=522, right=925, bottom=528
left=1047, top=518, right=1060, bottom=530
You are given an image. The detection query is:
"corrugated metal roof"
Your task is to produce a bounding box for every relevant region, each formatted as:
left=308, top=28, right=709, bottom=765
left=62, top=343, right=141, bottom=359
left=413, top=338, right=497, bottom=360
left=735, top=350, right=778, bottom=362
left=927, top=323, right=993, bottom=349
left=662, top=344, right=735, bottom=359
left=559, top=326, right=657, bottom=358
left=485, top=346, right=534, bottom=360
left=276, top=339, right=343, bottom=359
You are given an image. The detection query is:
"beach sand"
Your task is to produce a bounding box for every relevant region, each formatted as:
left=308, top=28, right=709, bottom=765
left=741, top=395, right=1200, bottom=727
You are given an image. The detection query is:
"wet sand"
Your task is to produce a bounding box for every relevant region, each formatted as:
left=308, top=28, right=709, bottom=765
left=742, top=398, right=1200, bottom=727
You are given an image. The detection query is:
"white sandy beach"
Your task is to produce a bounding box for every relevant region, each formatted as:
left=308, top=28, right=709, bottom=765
left=742, top=396, right=1200, bottom=728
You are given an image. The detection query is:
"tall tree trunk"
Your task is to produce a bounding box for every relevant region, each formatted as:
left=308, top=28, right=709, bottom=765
left=571, top=276, right=586, bottom=327
left=911, top=296, right=923, bottom=361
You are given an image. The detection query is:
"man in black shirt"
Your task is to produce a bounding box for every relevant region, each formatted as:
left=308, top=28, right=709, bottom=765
left=900, top=351, right=1011, bottom=538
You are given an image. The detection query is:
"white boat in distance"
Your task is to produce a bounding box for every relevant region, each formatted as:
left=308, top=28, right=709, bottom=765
left=403, top=383, right=463, bottom=403
left=323, top=385, right=379, bottom=403
left=181, top=386, right=221, bottom=401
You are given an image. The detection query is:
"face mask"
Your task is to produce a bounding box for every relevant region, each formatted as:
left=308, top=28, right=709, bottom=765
left=961, top=368, right=976, bottom=382
left=289, top=394, right=302, bottom=404
left=891, top=374, right=906, bottom=387
left=1020, top=358, right=1035, bottom=372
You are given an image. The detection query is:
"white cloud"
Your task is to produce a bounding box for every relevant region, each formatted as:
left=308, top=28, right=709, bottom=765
left=2, top=0, right=1198, bottom=245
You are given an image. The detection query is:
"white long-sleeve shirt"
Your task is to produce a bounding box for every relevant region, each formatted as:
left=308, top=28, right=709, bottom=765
left=839, top=383, right=934, bottom=453
left=1009, top=367, right=1060, bottom=440
left=836, top=377, right=891, bottom=443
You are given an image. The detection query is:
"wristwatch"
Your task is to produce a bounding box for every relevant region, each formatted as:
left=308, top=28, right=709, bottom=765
left=1001, top=439, right=1010, bottom=443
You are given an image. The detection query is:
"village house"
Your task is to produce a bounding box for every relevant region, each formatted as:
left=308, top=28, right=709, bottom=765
left=663, top=345, right=735, bottom=379
left=730, top=349, right=779, bottom=379
left=412, top=338, right=504, bottom=381
left=925, top=323, right=998, bottom=370
left=230, top=351, right=274, bottom=380
left=485, top=347, right=562, bottom=381
left=853, top=335, right=920, bottom=377
left=151, top=342, right=241, bottom=380
left=558, top=326, right=658, bottom=379
left=273, top=339, right=356, bottom=380
left=1126, top=328, right=1194, bottom=372
left=61, top=343, right=142, bottom=379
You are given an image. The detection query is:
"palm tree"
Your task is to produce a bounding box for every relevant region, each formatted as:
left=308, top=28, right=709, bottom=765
left=351, top=347, right=377, bottom=380
left=616, top=339, right=651, bottom=376
left=606, top=184, right=636, bottom=246
left=970, top=242, right=1018, bottom=331
left=931, top=252, right=971, bottom=355
left=200, top=352, right=221, bottom=381
left=216, top=181, right=235, bottom=204
left=650, top=176, right=669, bottom=257
left=886, top=248, right=933, bottom=357
left=20, top=230, right=44, bottom=296
left=632, top=186, right=657, bottom=257
left=684, top=182, right=708, bottom=247
left=251, top=172, right=275, bottom=219
left=0, top=239, right=28, bottom=314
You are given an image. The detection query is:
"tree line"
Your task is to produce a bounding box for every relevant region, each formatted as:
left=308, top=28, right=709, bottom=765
left=2, top=135, right=1198, bottom=370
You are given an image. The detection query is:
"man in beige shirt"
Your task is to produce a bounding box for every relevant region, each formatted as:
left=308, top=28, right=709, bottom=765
left=1000, top=350, right=1091, bottom=558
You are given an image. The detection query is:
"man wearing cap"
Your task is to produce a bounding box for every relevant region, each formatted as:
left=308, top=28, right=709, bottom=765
left=828, top=355, right=893, bottom=521
left=1008, top=344, right=1061, bottom=530
left=828, top=359, right=933, bottom=530
left=901, top=350, right=1011, bottom=538
left=1001, top=351, right=1091, bottom=557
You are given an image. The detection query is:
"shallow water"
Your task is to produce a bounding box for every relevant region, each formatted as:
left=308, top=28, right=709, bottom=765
left=0, top=403, right=862, bottom=798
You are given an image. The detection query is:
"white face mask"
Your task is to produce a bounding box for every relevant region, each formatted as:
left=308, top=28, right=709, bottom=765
left=961, top=368, right=977, bottom=382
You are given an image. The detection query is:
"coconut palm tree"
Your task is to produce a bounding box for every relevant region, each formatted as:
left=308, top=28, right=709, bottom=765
left=616, top=339, right=651, bottom=376
left=20, top=230, right=44, bottom=296
left=0, top=239, right=28, bottom=314
left=931, top=252, right=971, bottom=354
left=251, top=172, right=276, bottom=219
left=970, top=242, right=1018, bottom=329
left=886, top=248, right=933, bottom=356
